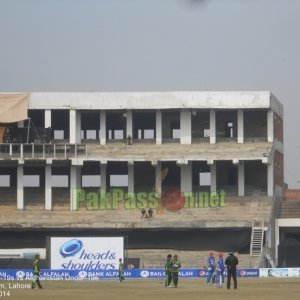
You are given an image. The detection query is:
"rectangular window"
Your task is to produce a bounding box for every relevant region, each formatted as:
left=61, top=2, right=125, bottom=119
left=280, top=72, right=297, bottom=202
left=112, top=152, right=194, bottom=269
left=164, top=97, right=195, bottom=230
left=199, top=172, right=211, bottom=186
left=204, top=129, right=210, bottom=137
left=86, top=130, right=97, bottom=139
left=110, top=175, right=128, bottom=186
left=172, top=129, right=180, bottom=139
left=144, top=129, right=154, bottom=139
left=0, top=175, right=10, bottom=187
left=54, top=130, right=64, bottom=139
left=51, top=175, right=69, bottom=187
left=114, top=130, right=124, bottom=140
left=82, top=175, right=101, bottom=187
left=24, top=175, right=40, bottom=187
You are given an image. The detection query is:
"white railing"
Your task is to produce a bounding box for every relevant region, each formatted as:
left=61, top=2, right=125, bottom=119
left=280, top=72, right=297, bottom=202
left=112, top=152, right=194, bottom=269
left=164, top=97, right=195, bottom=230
left=0, top=143, right=87, bottom=159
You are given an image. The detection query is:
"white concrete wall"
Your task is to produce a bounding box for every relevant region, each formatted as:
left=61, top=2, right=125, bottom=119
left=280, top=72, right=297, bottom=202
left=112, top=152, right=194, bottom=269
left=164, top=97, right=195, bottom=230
left=28, top=92, right=279, bottom=111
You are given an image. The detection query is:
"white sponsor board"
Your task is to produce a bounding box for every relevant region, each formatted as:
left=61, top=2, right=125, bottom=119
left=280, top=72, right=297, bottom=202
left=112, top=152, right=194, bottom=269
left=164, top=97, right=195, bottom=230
left=260, top=268, right=300, bottom=278
left=50, top=237, right=124, bottom=270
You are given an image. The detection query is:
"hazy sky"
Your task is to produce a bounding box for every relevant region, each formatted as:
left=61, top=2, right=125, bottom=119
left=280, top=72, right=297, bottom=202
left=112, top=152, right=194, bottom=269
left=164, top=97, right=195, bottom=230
left=0, top=0, right=299, bottom=187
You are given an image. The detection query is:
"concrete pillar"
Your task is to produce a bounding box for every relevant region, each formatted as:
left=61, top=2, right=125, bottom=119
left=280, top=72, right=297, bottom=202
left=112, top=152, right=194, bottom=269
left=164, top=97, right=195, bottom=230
left=45, top=164, right=52, bottom=210
left=237, top=109, right=244, bottom=143
left=126, top=110, right=133, bottom=139
left=45, top=110, right=51, bottom=128
left=210, top=163, right=217, bottom=192
left=100, top=111, right=106, bottom=145
left=155, top=161, right=162, bottom=195
left=267, top=110, right=274, bottom=143
left=180, top=110, right=192, bottom=145
left=128, top=161, right=134, bottom=193
left=17, top=164, right=24, bottom=210
left=69, top=109, right=76, bottom=144
left=210, top=110, right=216, bottom=144
left=180, top=162, right=192, bottom=192
left=275, top=220, right=280, bottom=266
left=70, top=166, right=81, bottom=210
left=100, top=163, right=107, bottom=190
left=267, top=162, right=274, bottom=197
left=238, top=161, right=245, bottom=196
left=156, top=110, right=162, bottom=145
left=76, top=111, right=81, bottom=143
left=69, top=110, right=81, bottom=144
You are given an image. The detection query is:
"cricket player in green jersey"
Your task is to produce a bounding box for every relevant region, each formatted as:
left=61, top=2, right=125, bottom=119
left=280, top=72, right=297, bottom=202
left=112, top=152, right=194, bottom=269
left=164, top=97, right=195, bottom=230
left=171, top=254, right=181, bottom=288
left=31, top=254, right=43, bottom=289
left=118, top=258, right=125, bottom=282
left=164, top=254, right=173, bottom=287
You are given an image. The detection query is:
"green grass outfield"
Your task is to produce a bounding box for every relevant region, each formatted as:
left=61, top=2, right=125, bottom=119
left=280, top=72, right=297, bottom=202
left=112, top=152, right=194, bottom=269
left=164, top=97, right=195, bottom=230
left=1, top=278, right=300, bottom=300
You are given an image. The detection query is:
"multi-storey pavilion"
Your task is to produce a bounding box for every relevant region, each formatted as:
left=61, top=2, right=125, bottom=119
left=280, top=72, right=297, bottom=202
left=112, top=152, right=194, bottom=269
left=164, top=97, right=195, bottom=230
left=0, top=92, right=284, bottom=264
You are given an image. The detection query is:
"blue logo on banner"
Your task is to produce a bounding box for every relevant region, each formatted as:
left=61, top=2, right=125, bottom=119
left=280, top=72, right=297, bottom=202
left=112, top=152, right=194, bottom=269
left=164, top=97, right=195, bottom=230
left=60, top=239, right=83, bottom=258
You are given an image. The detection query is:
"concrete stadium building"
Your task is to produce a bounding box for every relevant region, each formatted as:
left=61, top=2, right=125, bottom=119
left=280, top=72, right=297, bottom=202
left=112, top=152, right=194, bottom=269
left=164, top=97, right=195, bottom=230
left=0, top=92, right=284, bottom=267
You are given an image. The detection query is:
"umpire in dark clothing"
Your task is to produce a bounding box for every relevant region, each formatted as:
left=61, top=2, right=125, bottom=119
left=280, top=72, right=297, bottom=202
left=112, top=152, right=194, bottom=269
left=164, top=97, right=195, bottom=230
left=225, top=252, right=238, bottom=290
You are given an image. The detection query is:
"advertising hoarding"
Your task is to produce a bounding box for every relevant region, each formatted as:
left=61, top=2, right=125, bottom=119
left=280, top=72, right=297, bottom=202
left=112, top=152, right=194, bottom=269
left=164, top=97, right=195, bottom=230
left=0, top=268, right=259, bottom=280
left=50, top=237, right=124, bottom=270
left=260, top=268, right=300, bottom=278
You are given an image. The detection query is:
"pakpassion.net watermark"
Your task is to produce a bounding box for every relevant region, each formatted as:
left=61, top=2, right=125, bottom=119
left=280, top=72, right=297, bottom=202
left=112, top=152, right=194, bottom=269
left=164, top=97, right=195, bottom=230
left=72, top=188, right=225, bottom=212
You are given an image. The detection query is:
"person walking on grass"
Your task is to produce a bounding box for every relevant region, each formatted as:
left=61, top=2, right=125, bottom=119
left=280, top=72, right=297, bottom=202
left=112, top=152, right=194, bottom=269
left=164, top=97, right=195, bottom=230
left=31, top=254, right=43, bottom=289
left=118, top=258, right=125, bottom=283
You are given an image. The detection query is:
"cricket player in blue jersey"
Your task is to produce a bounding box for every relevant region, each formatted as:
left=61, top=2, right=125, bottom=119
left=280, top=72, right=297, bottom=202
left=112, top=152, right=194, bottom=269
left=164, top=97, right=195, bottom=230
left=215, top=252, right=225, bottom=288
left=205, top=251, right=215, bottom=285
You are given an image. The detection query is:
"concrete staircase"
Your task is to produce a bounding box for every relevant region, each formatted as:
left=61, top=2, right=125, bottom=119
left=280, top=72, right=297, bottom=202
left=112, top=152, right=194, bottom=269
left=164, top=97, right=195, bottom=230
left=277, top=201, right=300, bottom=218
left=87, top=141, right=272, bottom=162
left=277, top=189, right=300, bottom=218
left=0, top=196, right=272, bottom=229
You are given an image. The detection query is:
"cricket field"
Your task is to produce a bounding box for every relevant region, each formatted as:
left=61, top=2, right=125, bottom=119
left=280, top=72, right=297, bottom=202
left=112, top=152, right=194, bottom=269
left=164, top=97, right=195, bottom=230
left=0, top=278, right=299, bottom=300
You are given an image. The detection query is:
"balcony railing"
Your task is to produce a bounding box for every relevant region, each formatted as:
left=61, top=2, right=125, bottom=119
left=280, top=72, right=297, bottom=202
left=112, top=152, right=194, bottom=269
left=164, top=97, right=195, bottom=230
left=0, top=143, right=87, bottom=159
